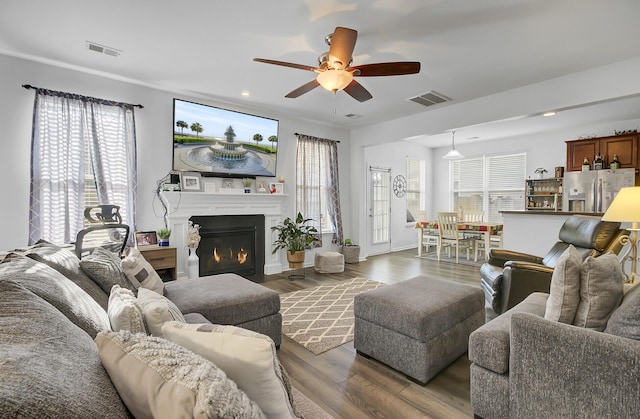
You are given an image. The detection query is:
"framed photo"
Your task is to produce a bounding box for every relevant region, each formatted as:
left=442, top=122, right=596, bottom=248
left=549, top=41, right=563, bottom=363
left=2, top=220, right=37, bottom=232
left=135, top=231, right=157, bottom=247
left=180, top=172, right=203, bottom=192
left=269, top=182, right=284, bottom=195
left=256, top=181, right=268, bottom=193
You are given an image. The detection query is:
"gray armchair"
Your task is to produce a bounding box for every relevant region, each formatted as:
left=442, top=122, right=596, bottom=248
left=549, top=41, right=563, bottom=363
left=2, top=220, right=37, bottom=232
left=480, top=215, right=626, bottom=320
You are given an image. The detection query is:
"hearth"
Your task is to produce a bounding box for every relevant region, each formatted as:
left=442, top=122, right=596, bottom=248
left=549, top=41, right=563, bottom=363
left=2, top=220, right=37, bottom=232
left=191, top=215, right=265, bottom=282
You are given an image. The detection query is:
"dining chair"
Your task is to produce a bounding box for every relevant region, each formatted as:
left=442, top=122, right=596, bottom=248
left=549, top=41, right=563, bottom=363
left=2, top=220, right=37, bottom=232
left=462, top=210, right=485, bottom=241
left=437, top=212, right=472, bottom=263
left=474, top=232, right=503, bottom=262
left=422, top=228, right=440, bottom=254
left=462, top=210, right=484, bottom=222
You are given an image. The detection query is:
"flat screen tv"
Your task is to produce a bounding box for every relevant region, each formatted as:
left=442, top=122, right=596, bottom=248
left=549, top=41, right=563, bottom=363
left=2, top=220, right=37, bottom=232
left=172, top=98, right=279, bottom=177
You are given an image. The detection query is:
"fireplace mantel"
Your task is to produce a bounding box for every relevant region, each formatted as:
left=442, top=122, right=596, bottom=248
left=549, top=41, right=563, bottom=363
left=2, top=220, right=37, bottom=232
left=160, top=191, right=287, bottom=278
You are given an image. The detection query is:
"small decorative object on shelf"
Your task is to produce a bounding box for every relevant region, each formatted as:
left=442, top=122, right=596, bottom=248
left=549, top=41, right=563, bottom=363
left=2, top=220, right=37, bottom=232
left=582, top=157, right=590, bottom=171
left=186, top=221, right=201, bottom=280
left=592, top=152, right=604, bottom=170
left=609, top=154, right=621, bottom=170
left=534, top=167, right=547, bottom=179
left=157, top=228, right=171, bottom=246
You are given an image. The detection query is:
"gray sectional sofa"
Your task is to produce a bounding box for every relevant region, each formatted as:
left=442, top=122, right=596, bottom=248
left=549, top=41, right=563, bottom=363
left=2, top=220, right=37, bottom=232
left=0, top=241, right=299, bottom=417
left=469, top=290, right=640, bottom=418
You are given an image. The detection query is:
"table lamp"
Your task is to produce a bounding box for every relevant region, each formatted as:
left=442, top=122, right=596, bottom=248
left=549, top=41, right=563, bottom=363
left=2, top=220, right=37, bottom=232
left=602, top=186, right=640, bottom=283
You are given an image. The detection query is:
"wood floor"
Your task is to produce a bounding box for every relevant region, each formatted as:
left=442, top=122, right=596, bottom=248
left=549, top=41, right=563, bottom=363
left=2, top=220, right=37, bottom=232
left=262, top=248, right=482, bottom=419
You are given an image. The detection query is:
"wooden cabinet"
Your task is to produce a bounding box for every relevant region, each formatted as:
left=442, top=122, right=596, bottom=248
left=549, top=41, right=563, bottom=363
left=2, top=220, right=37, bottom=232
left=138, top=245, right=177, bottom=280
left=566, top=134, right=639, bottom=172
left=525, top=178, right=563, bottom=211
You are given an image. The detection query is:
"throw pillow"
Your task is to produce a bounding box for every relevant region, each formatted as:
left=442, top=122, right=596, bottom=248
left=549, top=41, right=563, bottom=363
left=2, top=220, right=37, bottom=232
left=544, top=245, right=582, bottom=323
left=137, top=287, right=186, bottom=336
left=573, top=254, right=624, bottom=331
left=161, top=322, right=296, bottom=419
left=604, top=282, right=640, bottom=340
left=121, top=247, right=164, bottom=295
left=108, top=285, right=147, bottom=334
left=80, top=247, right=137, bottom=294
left=0, top=253, right=110, bottom=338
left=95, top=330, right=265, bottom=419
left=17, top=240, right=110, bottom=309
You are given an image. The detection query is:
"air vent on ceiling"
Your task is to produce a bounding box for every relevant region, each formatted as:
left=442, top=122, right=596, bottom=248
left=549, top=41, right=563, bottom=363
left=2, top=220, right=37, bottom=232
left=86, top=41, right=121, bottom=57
left=409, top=91, right=450, bottom=107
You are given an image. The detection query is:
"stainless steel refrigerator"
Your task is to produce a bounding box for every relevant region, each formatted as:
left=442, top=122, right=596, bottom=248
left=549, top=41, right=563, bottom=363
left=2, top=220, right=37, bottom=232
left=563, top=168, right=636, bottom=213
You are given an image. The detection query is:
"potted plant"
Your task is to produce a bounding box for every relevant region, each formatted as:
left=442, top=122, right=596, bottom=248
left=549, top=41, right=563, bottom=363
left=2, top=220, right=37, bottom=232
left=271, top=212, right=319, bottom=268
left=157, top=228, right=171, bottom=246
left=242, top=178, right=254, bottom=193
left=342, top=239, right=360, bottom=264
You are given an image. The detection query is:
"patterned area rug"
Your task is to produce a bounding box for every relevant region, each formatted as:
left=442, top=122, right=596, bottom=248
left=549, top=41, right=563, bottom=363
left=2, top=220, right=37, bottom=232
left=280, top=277, right=384, bottom=355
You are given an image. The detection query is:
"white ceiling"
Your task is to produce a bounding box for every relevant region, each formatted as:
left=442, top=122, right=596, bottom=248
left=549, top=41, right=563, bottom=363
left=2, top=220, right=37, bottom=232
left=1, top=0, right=640, bottom=147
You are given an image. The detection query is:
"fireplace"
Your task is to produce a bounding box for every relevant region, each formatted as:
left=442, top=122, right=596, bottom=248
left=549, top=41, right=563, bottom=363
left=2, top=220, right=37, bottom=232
left=191, top=215, right=265, bottom=282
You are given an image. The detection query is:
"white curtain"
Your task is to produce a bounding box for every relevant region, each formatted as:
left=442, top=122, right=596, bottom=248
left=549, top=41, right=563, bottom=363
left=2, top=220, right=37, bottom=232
left=296, top=134, right=344, bottom=246
left=29, top=88, right=137, bottom=244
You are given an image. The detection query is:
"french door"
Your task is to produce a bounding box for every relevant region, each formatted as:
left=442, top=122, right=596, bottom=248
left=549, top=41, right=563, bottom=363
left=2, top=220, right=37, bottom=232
left=367, top=166, right=391, bottom=255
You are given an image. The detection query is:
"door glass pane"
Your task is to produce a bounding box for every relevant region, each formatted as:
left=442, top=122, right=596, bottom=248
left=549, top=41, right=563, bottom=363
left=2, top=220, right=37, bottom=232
left=371, top=169, right=390, bottom=244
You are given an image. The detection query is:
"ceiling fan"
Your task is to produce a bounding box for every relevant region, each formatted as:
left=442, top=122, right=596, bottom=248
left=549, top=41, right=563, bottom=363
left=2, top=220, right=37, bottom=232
left=253, top=27, right=420, bottom=102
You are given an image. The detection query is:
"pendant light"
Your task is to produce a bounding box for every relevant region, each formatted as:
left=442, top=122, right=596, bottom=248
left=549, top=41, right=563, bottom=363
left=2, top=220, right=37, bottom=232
left=442, top=130, right=464, bottom=160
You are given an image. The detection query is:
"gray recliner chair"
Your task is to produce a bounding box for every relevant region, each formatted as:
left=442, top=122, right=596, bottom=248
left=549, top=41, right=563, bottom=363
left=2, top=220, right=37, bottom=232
left=480, top=215, right=626, bottom=321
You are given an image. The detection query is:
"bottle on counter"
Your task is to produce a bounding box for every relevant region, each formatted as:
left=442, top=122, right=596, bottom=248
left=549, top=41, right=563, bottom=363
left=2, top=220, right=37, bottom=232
left=581, top=157, right=590, bottom=171
left=609, top=154, right=620, bottom=170
left=593, top=152, right=604, bottom=170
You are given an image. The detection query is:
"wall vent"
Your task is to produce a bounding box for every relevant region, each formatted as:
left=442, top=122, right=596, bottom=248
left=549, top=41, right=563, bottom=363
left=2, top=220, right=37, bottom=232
left=409, top=91, right=450, bottom=107
left=86, top=41, right=121, bottom=57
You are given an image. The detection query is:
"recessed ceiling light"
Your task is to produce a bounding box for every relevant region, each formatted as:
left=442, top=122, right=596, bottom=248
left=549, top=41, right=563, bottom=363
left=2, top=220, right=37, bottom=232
left=241, top=91, right=250, bottom=97
left=543, top=111, right=557, bottom=117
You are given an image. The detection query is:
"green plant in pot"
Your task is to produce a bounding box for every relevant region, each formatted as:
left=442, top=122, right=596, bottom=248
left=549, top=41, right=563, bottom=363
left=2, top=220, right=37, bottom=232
left=271, top=212, right=319, bottom=268
left=157, top=228, right=171, bottom=246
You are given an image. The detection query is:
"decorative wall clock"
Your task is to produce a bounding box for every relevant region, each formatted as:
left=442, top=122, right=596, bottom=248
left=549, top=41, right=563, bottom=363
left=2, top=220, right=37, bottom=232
left=393, top=175, right=407, bottom=197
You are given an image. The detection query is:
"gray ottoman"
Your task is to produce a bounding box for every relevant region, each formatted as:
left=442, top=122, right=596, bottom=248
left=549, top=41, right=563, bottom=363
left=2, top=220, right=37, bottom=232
left=354, top=275, right=484, bottom=384
left=164, top=273, right=282, bottom=346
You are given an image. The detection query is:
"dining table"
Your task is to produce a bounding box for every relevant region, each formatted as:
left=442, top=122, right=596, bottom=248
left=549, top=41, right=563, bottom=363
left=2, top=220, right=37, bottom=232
left=414, top=220, right=503, bottom=259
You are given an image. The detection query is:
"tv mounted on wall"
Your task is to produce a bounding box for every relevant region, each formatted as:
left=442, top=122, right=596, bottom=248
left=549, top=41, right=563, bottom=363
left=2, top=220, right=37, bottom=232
left=172, top=98, right=279, bottom=178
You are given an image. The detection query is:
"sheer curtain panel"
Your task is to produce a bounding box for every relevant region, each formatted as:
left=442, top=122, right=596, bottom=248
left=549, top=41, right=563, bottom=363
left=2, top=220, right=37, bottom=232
left=29, top=88, right=137, bottom=245
left=296, top=134, right=344, bottom=246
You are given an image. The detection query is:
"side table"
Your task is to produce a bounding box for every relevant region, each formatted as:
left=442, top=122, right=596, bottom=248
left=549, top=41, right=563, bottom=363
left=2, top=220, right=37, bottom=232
left=138, top=245, right=177, bottom=280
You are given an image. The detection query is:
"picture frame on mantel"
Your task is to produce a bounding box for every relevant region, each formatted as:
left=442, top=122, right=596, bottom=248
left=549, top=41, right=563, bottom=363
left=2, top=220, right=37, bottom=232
left=180, top=172, right=203, bottom=192
left=269, top=182, right=284, bottom=195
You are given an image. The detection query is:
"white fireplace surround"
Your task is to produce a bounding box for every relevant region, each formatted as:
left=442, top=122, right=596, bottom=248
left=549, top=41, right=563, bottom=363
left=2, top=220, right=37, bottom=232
left=160, top=191, right=287, bottom=279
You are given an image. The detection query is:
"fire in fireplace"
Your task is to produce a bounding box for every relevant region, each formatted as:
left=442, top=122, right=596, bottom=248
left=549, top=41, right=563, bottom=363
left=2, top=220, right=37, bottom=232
left=191, top=215, right=265, bottom=282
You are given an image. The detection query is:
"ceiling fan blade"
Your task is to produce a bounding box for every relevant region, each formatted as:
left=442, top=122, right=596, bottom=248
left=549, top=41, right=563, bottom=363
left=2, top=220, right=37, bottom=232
left=350, top=61, right=421, bottom=77
left=253, top=58, right=318, bottom=72
left=328, top=27, right=357, bottom=69
left=343, top=80, right=372, bottom=102
left=285, top=79, right=320, bottom=98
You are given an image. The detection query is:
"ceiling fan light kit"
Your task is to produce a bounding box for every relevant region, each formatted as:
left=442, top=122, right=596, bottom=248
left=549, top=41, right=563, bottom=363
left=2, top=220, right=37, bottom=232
left=316, top=69, right=353, bottom=92
left=254, top=26, right=420, bottom=102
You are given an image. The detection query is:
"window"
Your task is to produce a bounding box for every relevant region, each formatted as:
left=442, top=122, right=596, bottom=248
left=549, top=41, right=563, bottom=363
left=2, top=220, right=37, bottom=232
left=406, top=157, right=426, bottom=222
left=450, top=153, right=526, bottom=223
left=295, top=134, right=343, bottom=245
left=29, top=88, right=137, bottom=245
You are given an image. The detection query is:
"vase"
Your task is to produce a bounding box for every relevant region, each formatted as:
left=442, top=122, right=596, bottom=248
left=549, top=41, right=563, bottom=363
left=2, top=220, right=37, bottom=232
left=188, top=248, right=199, bottom=280
left=159, top=239, right=169, bottom=246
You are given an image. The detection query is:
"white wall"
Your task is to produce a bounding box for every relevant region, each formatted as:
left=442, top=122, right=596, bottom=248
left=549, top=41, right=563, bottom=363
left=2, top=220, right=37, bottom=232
left=0, top=54, right=350, bottom=258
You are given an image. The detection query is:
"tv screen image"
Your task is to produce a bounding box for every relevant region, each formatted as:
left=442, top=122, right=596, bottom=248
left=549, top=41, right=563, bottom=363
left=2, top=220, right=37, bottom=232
left=172, top=99, right=279, bottom=177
